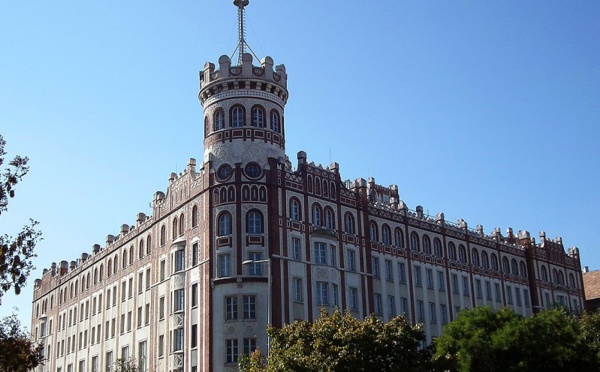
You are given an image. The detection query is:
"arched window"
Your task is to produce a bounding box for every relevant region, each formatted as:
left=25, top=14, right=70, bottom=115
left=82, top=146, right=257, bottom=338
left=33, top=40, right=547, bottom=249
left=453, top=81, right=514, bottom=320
left=246, top=210, right=263, bottom=234
left=192, top=205, right=198, bottom=227
left=129, top=246, right=134, bottom=265
left=381, top=225, right=391, bottom=245
left=172, top=217, right=178, bottom=239
left=179, top=213, right=185, bottom=235
left=229, top=186, right=237, bottom=201
left=471, top=249, right=480, bottom=267
left=370, top=222, right=378, bottom=241
left=491, top=253, right=499, bottom=271
left=502, top=257, right=510, bottom=274
left=160, top=225, right=166, bottom=246
left=146, top=236, right=152, bottom=255
left=312, top=204, right=322, bottom=226
left=99, top=264, right=104, bottom=281
left=218, top=212, right=232, bottom=236
left=344, top=213, right=355, bottom=234
left=558, top=271, right=565, bottom=286
left=448, top=242, right=457, bottom=261
left=520, top=261, right=527, bottom=278
left=231, top=106, right=245, bottom=127
left=289, top=198, right=301, bottom=221
left=325, top=208, right=335, bottom=229
left=511, top=259, right=518, bottom=276
left=270, top=110, right=280, bottom=132
left=541, top=266, right=548, bottom=282
left=434, top=238, right=442, bottom=257
left=410, top=232, right=419, bottom=252
left=94, top=268, right=98, bottom=285
left=395, top=228, right=404, bottom=248
left=250, top=186, right=258, bottom=201
left=569, top=273, right=576, bottom=288
left=114, top=255, right=118, bottom=274
left=422, top=235, right=431, bottom=255
left=107, top=259, right=113, bottom=277
left=122, top=250, right=128, bottom=269
left=481, top=251, right=489, bottom=269
left=251, top=106, right=265, bottom=127
left=322, top=180, right=329, bottom=198
left=458, top=244, right=467, bottom=263
left=86, top=273, right=90, bottom=289
left=314, top=178, right=321, bottom=195
left=214, top=109, right=224, bottom=130
left=139, top=239, right=144, bottom=259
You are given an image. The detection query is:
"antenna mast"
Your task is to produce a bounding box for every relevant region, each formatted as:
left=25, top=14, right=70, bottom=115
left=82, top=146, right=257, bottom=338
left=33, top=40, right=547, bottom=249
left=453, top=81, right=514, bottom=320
left=234, top=0, right=249, bottom=65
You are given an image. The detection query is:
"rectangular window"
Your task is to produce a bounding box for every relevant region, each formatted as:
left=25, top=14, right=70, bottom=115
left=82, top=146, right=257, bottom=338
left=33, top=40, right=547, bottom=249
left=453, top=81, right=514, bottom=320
left=191, top=324, right=198, bottom=348
left=145, top=304, right=150, bottom=325
left=451, top=274, right=459, bottom=294
left=173, top=289, right=184, bottom=312
left=91, top=356, right=98, bottom=372
left=160, top=260, right=166, bottom=282
left=350, top=287, right=359, bottom=310
left=293, top=278, right=303, bottom=302
left=138, top=341, right=147, bottom=372
left=226, top=296, right=238, bottom=320
left=348, top=250, right=357, bottom=271
left=385, top=260, right=393, bottom=281
left=79, top=360, right=85, bottom=372
left=105, top=321, right=109, bottom=340
left=243, top=338, right=257, bottom=355
left=485, top=281, right=492, bottom=300
left=462, top=276, right=469, bottom=296
left=476, top=279, right=483, bottom=299
left=316, top=282, right=328, bottom=305
left=192, top=283, right=198, bottom=307
left=292, top=237, right=302, bottom=260
left=524, top=289, right=530, bottom=308
left=438, top=271, right=445, bottom=291
left=515, top=288, right=522, bottom=306
left=372, top=257, right=380, bottom=278
left=388, top=295, right=396, bottom=317
left=374, top=293, right=383, bottom=315
left=121, top=345, right=129, bottom=361
left=111, top=319, right=115, bottom=338
left=332, top=284, right=339, bottom=307
left=226, top=339, right=239, bottom=364
left=121, top=282, right=126, bottom=302
left=426, top=269, right=434, bottom=289
left=112, top=286, right=117, bottom=306
left=99, top=293, right=102, bottom=309
left=106, top=289, right=111, bottom=309
left=106, top=352, right=113, bottom=372
left=417, top=300, right=425, bottom=322
left=146, top=268, right=151, bottom=290
left=495, top=283, right=502, bottom=302
left=97, top=324, right=101, bottom=343
left=545, top=292, right=551, bottom=308
left=455, top=306, right=461, bottom=318
left=159, top=296, right=165, bottom=319
left=506, top=286, right=513, bottom=305
left=248, top=252, right=262, bottom=276
left=91, top=327, right=96, bottom=345
left=173, top=328, right=184, bottom=352
left=314, top=242, right=327, bottom=264
left=398, top=262, right=406, bottom=283
left=243, top=295, right=256, bottom=319
left=138, top=272, right=143, bottom=294
left=158, top=335, right=164, bottom=357
left=401, top=297, right=409, bottom=317
left=192, top=242, right=199, bottom=266
left=128, top=277, right=133, bottom=298
left=219, top=254, right=231, bottom=277
left=414, top=266, right=422, bottom=287
left=440, top=304, right=448, bottom=324
left=330, top=245, right=337, bottom=267
left=93, top=298, right=97, bottom=315
left=137, top=307, right=142, bottom=328
left=429, top=302, right=437, bottom=323
left=120, top=314, right=125, bottom=334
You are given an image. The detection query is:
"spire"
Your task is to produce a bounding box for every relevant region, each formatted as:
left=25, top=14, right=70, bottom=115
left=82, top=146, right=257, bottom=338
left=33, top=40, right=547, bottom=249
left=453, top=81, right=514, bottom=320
left=234, top=0, right=249, bottom=65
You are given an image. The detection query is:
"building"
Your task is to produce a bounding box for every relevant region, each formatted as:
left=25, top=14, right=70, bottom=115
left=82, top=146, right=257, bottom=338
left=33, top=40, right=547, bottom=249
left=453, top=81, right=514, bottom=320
left=582, top=267, right=600, bottom=311
left=30, top=2, right=585, bottom=371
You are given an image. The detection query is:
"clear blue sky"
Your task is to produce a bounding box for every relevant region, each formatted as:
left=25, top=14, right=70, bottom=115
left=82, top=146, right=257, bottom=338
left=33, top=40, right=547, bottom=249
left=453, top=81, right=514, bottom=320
left=1, top=1, right=599, bottom=327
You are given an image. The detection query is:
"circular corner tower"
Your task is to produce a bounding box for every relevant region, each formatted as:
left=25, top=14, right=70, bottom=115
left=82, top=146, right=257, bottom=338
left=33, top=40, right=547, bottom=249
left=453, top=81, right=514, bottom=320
left=198, top=51, right=289, bottom=169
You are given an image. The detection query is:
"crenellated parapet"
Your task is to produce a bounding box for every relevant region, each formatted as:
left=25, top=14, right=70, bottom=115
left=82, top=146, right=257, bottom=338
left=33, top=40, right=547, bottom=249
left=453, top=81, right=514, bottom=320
left=199, top=53, right=288, bottom=106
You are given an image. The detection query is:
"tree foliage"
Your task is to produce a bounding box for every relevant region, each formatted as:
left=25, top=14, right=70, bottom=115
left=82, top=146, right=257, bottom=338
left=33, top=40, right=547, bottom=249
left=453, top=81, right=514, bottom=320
left=113, top=357, right=140, bottom=372
left=434, top=306, right=597, bottom=371
left=0, top=135, right=41, bottom=305
left=0, top=312, right=43, bottom=372
left=239, top=308, right=440, bottom=372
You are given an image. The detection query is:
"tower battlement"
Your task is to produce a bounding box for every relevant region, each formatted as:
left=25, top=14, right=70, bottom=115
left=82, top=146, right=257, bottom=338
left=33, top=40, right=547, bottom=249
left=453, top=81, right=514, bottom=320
left=199, top=53, right=288, bottom=105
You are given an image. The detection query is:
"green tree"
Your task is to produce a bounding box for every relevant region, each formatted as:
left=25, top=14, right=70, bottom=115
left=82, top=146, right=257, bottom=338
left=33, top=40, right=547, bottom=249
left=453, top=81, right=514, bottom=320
left=0, top=135, right=41, bottom=305
left=0, top=312, right=43, bottom=372
left=113, top=357, right=140, bottom=372
left=240, top=308, right=440, bottom=372
left=579, top=310, right=600, bottom=365
left=435, top=306, right=596, bottom=372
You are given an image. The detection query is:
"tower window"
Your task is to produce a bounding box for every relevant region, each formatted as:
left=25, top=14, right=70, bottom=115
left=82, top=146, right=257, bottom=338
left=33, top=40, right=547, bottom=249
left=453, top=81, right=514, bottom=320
left=214, top=110, right=224, bottom=131
left=246, top=210, right=263, bottom=234
left=231, top=106, right=245, bottom=127
left=251, top=106, right=265, bottom=128
left=270, top=110, right=280, bottom=132
left=218, top=212, right=232, bottom=236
